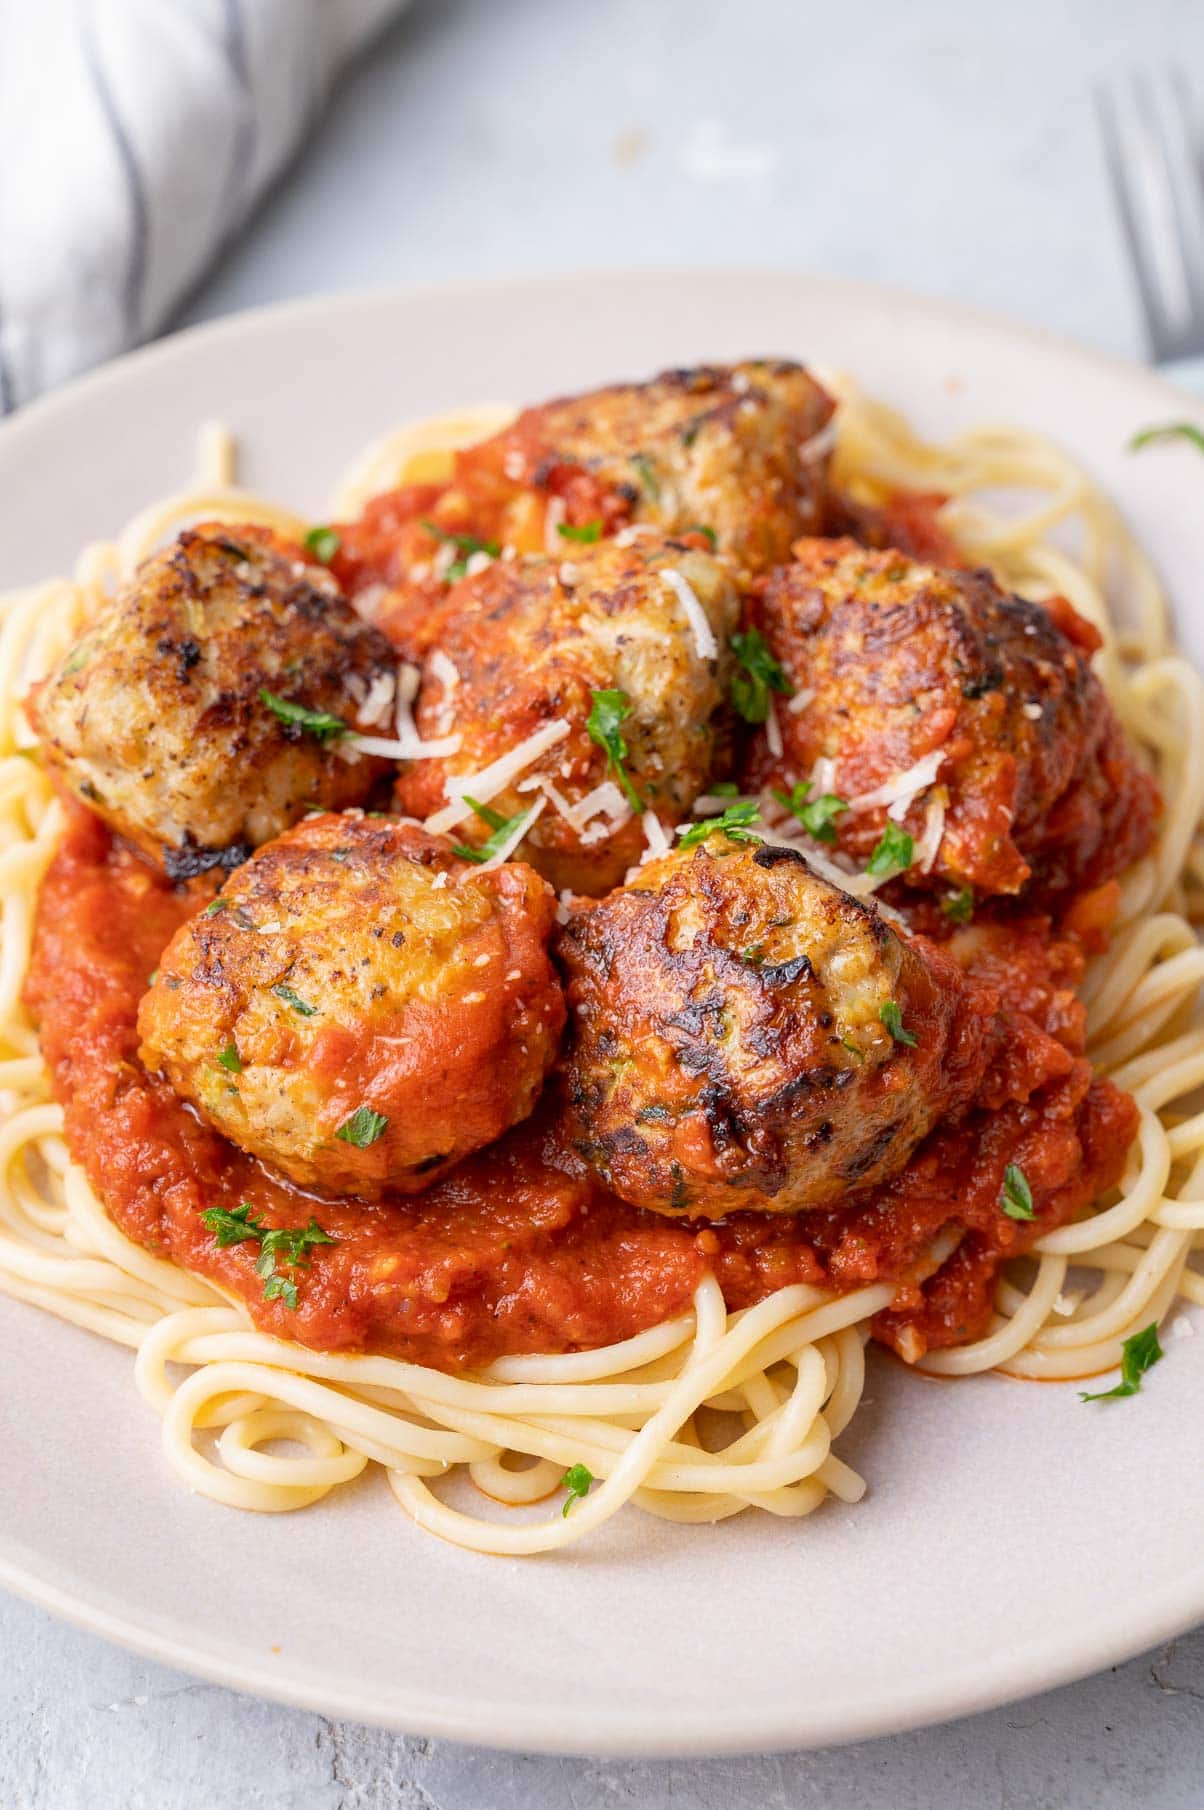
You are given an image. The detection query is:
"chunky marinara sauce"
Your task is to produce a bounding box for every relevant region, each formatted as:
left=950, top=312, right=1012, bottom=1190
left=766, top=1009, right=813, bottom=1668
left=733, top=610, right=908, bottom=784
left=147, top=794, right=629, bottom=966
left=25, top=805, right=1137, bottom=1373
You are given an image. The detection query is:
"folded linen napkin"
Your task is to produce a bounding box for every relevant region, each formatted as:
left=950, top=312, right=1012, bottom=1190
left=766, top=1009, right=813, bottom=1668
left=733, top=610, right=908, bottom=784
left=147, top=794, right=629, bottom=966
left=0, top=0, right=409, bottom=413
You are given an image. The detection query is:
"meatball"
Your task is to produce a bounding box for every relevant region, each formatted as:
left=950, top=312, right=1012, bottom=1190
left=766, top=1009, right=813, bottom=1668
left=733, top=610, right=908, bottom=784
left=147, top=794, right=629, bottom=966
left=395, top=534, right=741, bottom=894
left=137, top=813, right=565, bottom=1198
left=28, top=525, right=396, bottom=873
left=750, top=539, right=1160, bottom=900
left=332, top=360, right=834, bottom=654
left=556, top=830, right=995, bottom=1219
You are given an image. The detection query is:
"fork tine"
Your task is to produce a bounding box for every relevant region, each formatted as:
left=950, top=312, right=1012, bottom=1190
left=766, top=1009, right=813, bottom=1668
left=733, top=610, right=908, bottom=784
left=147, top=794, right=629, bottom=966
left=1138, top=67, right=1204, bottom=340
left=1096, top=69, right=1204, bottom=362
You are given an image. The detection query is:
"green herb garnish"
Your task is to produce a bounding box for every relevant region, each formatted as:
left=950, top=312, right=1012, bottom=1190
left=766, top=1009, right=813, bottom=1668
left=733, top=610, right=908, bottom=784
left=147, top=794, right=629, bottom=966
left=1129, top=423, right=1204, bottom=456
left=941, top=886, right=974, bottom=924
left=687, top=523, right=718, bottom=549
left=586, top=688, right=643, bottom=813
left=557, top=519, right=602, bottom=544
left=677, top=800, right=762, bottom=849
left=217, top=1042, right=243, bottom=1073
left=709, top=780, right=739, bottom=797
left=203, top=896, right=228, bottom=918
left=451, top=796, right=540, bottom=864
left=866, top=822, right=914, bottom=877
left=272, top=983, right=317, bottom=1017
left=629, top=453, right=660, bottom=499
left=201, top=1204, right=334, bottom=1313
left=999, top=1163, right=1035, bottom=1220
left=879, top=1000, right=917, bottom=1047
left=335, top=1105, right=389, bottom=1149
left=260, top=690, right=347, bottom=744
left=422, top=520, right=502, bottom=582
left=561, top=1462, right=594, bottom=1517
left=773, top=781, right=849, bottom=845
left=1079, top=1323, right=1164, bottom=1402
left=304, top=526, right=340, bottom=564
left=729, top=629, right=793, bottom=725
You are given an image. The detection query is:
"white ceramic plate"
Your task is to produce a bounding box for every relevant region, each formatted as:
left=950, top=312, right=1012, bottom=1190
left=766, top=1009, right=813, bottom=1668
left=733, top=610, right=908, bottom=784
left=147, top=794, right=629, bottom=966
left=1, top=273, right=1202, bottom=1756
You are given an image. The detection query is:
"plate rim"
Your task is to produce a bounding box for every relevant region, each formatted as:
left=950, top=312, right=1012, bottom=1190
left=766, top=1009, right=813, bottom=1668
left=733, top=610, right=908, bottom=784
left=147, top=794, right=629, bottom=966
left=1, top=266, right=1202, bottom=1756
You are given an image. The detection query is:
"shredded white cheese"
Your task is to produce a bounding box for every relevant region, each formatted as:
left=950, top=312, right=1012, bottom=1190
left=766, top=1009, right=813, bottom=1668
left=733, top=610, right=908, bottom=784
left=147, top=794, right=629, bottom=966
left=355, top=670, right=397, bottom=728
left=567, top=780, right=628, bottom=831
left=913, top=787, right=948, bottom=874
left=1023, top=701, right=1043, bottom=720
left=464, top=550, right=495, bottom=579
left=641, top=811, right=670, bottom=856
left=848, top=750, right=946, bottom=819
left=662, top=567, right=718, bottom=662
left=786, top=687, right=815, bottom=715
left=544, top=497, right=566, bottom=552
left=765, top=694, right=783, bottom=759
left=346, top=730, right=462, bottom=761
left=478, top=796, right=547, bottom=869
left=615, top=523, right=661, bottom=546
left=799, top=418, right=839, bottom=464
left=423, top=718, right=572, bottom=835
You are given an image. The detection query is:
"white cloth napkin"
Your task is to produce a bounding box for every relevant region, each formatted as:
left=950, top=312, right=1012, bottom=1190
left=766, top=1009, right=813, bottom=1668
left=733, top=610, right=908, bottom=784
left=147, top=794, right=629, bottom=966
left=0, top=0, right=409, bottom=413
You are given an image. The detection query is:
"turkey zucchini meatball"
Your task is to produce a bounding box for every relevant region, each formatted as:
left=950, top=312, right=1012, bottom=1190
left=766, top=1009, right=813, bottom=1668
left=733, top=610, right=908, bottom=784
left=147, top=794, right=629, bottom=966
left=395, top=534, right=741, bottom=894
left=749, top=539, right=1160, bottom=900
left=557, top=831, right=995, bottom=1218
left=137, top=813, right=564, bottom=1198
left=28, top=524, right=396, bottom=874
left=332, top=360, right=834, bottom=654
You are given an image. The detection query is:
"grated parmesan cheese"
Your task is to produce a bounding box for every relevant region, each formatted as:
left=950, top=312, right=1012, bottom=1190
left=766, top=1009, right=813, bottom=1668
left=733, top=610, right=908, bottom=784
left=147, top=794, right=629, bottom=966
left=641, top=811, right=670, bottom=856
left=765, top=694, right=783, bottom=759
left=786, top=687, right=815, bottom=715
left=355, top=670, right=397, bottom=728
left=799, top=418, right=839, bottom=464
left=848, top=749, right=946, bottom=819
left=662, top=567, right=718, bottom=662
left=478, top=796, right=547, bottom=869
left=544, top=497, right=566, bottom=552
left=913, top=787, right=947, bottom=874
left=423, top=719, right=572, bottom=835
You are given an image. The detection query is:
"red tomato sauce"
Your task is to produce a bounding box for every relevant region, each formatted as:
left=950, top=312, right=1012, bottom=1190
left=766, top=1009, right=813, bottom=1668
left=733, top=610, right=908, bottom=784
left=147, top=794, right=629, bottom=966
left=25, top=804, right=1137, bottom=1372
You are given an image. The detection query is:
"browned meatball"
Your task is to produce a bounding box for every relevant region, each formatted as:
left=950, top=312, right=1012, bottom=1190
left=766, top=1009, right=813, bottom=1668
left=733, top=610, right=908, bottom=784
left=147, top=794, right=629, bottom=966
left=332, top=359, right=835, bottom=653
left=748, top=539, right=1160, bottom=900
left=137, top=814, right=565, bottom=1198
left=395, top=535, right=740, bottom=894
left=556, top=829, right=996, bottom=1219
left=28, top=525, right=396, bottom=874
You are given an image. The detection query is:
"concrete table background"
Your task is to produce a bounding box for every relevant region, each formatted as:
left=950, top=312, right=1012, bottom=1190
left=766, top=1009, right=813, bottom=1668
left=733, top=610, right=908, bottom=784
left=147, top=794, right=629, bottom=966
left=4, top=0, right=1204, bottom=1803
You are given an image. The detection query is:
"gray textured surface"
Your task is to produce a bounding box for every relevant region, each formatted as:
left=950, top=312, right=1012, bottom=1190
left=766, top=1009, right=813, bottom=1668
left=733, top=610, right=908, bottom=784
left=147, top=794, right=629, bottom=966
left=5, top=0, right=1204, bottom=1801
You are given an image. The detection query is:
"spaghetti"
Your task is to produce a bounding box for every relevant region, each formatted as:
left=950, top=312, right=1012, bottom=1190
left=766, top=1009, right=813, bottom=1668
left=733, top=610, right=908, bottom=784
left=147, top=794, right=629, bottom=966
left=0, top=386, right=1200, bottom=1554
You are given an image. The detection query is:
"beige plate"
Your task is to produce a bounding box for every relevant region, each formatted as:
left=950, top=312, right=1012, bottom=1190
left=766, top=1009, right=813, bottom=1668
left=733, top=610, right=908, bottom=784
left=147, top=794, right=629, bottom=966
left=1, top=272, right=1202, bottom=1755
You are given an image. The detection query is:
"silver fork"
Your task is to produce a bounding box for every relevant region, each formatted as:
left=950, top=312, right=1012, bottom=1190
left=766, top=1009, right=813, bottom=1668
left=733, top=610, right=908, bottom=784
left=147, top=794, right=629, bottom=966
left=1096, top=67, right=1204, bottom=363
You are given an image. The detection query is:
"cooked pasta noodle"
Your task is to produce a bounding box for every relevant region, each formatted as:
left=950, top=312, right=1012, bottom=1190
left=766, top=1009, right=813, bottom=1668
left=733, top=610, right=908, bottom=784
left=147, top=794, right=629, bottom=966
left=0, top=381, right=1200, bottom=1554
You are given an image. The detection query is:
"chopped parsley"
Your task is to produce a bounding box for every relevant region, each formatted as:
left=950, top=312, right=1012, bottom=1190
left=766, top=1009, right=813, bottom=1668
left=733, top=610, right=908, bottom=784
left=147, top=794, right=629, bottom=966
left=272, top=983, right=317, bottom=1017
left=866, top=822, right=915, bottom=877
left=773, top=781, right=849, bottom=845
left=335, top=1105, right=389, bottom=1149
left=941, top=886, right=974, bottom=924
left=422, top=520, right=501, bottom=582
left=561, top=1462, right=594, bottom=1517
left=687, top=523, right=718, bottom=549
left=709, top=780, right=740, bottom=797
left=586, top=688, right=643, bottom=813
left=629, top=453, right=660, bottom=499
left=999, top=1163, right=1035, bottom=1221
left=304, top=526, right=340, bottom=564
left=217, top=1041, right=243, bottom=1073
left=677, top=800, right=762, bottom=848
left=1079, top=1323, right=1164, bottom=1402
left=557, top=519, right=602, bottom=544
left=1129, top=422, right=1204, bottom=457
left=452, top=795, right=540, bottom=864
left=879, top=1000, right=917, bottom=1047
left=840, top=1037, right=864, bottom=1062
left=729, top=629, right=793, bottom=725
left=201, top=1203, right=334, bottom=1312
left=260, top=689, right=347, bottom=744
left=203, top=896, right=228, bottom=918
